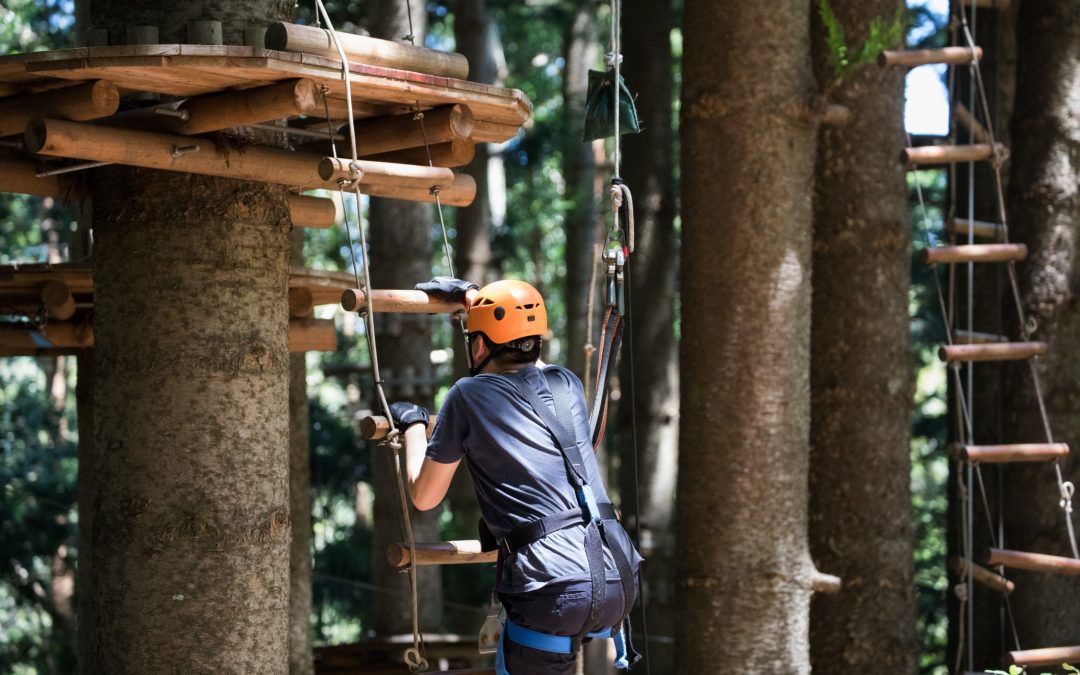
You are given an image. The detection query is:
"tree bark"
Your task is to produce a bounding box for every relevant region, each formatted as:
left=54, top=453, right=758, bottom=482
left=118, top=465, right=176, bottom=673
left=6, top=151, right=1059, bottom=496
left=676, top=0, right=818, bottom=670
left=76, top=351, right=95, bottom=673
left=1001, top=0, right=1080, bottom=653
left=807, top=2, right=917, bottom=672
left=562, top=0, right=601, bottom=379
left=367, top=0, right=445, bottom=636
left=615, top=1, right=679, bottom=671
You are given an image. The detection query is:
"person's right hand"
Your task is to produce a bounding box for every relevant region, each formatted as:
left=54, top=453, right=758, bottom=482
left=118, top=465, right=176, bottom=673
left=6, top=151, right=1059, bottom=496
left=415, top=277, right=478, bottom=306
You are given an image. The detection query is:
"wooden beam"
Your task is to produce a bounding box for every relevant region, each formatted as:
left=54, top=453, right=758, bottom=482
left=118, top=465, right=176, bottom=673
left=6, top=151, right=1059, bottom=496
left=288, top=318, right=336, bottom=352
left=387, top=540, right=496, bottom=568
left=950, top=557, right=1016, bottom=594
left=265, top=22, right=470, bottom=79
left=0, top=157, right=74, bottom=199
left=361, top=414, right=437, bottom=441
left=922, top=243, right=1027, bottom=264
left=878, top=46, right=984, bottom=68
left=1008, top=646, right=1080, bottom=668
left=340, top=288, right=463, bottom=315
left=166, top=79, right=325, bottom=135
left=348, top=105, right=475, bottom=156
left=939, top=341, right=1047, bottom=363
left=951, top=443, right=1069, bottom=464
left=317, top=157, right=456, bottom=189
left=0, top=80, right=119, bottom=138
left=286, top=194, right=337, bottom=229
left=902, top=143, right=1004, bottom=166
left=366, top=139, right=476, bottom=169
left=987, top=548, right=1080, bottom=576
left=471, top=119, right=522, bottom=144
left=41, top=281, right=76, bottom=321
left=945, top=217, right=1006, bottom=242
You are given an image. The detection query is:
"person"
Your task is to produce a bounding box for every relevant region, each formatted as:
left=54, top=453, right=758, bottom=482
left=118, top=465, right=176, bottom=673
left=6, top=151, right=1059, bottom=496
left=388, top=277, right=642, bottom=675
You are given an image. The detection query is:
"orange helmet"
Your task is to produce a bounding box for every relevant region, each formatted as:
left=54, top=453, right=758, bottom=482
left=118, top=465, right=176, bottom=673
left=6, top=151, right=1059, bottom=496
left=467, top=280, right=548, bottom=345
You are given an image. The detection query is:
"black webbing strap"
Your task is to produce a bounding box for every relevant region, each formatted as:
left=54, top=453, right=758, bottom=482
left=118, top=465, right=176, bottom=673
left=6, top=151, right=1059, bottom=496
left=502, top=503, right=617, bottom=554
left=589, top=310, right=624, bottom=448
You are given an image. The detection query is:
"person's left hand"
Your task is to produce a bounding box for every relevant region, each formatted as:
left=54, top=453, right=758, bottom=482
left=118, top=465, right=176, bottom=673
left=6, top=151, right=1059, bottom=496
left=390, top=401, right=429, bottom=430
left=415, top=277, right=478, bottom=305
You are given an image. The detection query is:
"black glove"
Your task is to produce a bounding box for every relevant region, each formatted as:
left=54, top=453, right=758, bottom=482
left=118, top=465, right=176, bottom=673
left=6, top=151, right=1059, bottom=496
left=415, top=276, right=478, bottom=305
left=390, top=401, right=429, bottom=431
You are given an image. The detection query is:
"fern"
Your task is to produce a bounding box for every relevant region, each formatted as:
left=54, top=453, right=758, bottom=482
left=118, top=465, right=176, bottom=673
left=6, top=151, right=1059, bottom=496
left=818, top=0, right=904, bottom=83
left=818, top=0, right=849, bottom=77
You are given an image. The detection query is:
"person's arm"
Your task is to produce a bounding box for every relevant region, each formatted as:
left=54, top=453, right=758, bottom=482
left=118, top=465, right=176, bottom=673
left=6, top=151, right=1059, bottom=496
left=402, top=424, right=459, bottom=511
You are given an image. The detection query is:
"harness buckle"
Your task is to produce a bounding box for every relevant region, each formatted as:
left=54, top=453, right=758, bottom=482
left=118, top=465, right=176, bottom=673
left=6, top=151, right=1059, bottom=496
left=578, top=485, right=602, bottom=524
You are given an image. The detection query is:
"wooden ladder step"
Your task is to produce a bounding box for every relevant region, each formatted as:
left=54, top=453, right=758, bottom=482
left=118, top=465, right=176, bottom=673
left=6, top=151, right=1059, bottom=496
left=1008, top=645, right=1080, bottom=668
left=939, top=341, right=1047, bottom=363
left=951, top=443, right=1069, bottom=464
left=340, top=288, right=465, bottom=315
left=922, top=243, right=1027, bottom=264
left=987, top=547, right=1080, bottom=576
left=387, top=540, right=497, bottom=568
left=361, top=414, right=437, bottom=441
left=878, top=46, right=983, bottom=67
left=955, top=330, right=1010, bottom=344
left=902, top=143, right=1004, bottom=166
left=946, top=217, right=1006, bottom=242
left=950, top=557, right=1015, bottom=594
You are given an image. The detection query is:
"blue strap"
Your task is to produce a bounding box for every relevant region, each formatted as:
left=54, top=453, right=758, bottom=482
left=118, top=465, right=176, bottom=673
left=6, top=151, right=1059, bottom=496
left=504, top=618, right=613, bottom=654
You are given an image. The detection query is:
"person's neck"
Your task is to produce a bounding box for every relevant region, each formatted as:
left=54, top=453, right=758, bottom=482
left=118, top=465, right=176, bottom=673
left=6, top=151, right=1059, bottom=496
left=482, top=359, right=544, bottom=375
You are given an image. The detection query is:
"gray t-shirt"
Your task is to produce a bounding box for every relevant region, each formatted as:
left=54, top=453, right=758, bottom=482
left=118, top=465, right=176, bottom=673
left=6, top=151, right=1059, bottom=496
left=427, top=364, right=641, bottom=593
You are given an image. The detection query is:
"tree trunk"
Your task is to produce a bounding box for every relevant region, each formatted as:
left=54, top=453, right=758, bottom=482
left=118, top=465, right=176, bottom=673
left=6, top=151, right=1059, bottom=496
left=614, top=1, right=679, bottom=671
left=676, top=0, right=818, bottom=671
left=367, top=0, right=445, bottom=637
left=807, top=2, right=917, bottom=672
left=1001, top=0, right=1080, bottom=653
left=76, top=351, right=94, bottom=673
left=289, top=229, right=314, bottom=675
left=562, top=1, right=601, bottom=379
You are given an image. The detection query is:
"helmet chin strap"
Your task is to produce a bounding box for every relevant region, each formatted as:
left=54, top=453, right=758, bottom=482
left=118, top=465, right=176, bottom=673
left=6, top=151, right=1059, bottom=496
left=467, top=334, right=502, bottom=376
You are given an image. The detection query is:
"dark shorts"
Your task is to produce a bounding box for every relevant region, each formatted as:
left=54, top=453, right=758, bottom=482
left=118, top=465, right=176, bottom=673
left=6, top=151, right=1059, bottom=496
left=496, top=579, right=626, bottom=675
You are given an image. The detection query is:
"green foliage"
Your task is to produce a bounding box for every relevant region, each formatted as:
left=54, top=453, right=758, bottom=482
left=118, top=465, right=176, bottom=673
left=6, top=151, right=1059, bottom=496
left=817, top=0, right=904, bottom=83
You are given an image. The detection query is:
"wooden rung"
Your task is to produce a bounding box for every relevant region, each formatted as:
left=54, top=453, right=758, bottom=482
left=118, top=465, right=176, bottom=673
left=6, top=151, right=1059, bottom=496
left=951, top=443, right=1069, bottom=464
left=955, top=330, right=1010, bottom=344
left=987, top=548, right=1080, bottom=576
left=367, top=139, right=476, bottom=169
left=317, top=157, right=456, bottom=190
left=361, top=415, right=437, bottom=441
left=953, top=103, right=992, bottom=145
left=340, top=288, right=464, bottom=315
left=945, top=218, right=1005, bottom=242
left=265, top=22, right=470, bottom=79
left=387, top=540, right=496, bottom=568
left=878, top=46, right=984, bottom=67
left=286, top=194, right=337, bottom=229
left=939, top=341, right=1047, bottom=363
left=349, top=105, right=475, bottom=156
left=922, top=243, right=1027, bottom=264
left=1008, top=645, right=1080, bottom=668
left=41, top=281, right=76, bottom=321
left=949, top=557, right=1016, bottom=594
left=0, top=80, right=119, bottom=138
left=358, top=174, right=477, bottom=207
left=902, top=143, right=1004, bottom=166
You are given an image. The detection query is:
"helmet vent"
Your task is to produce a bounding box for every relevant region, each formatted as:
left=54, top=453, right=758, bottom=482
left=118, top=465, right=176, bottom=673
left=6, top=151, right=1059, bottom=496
left=517, top=303, right=537, bottom=310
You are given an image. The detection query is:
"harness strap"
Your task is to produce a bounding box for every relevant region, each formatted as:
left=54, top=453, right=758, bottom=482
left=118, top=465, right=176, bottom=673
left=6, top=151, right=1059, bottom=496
left=501, top=503, right=618, bottom=554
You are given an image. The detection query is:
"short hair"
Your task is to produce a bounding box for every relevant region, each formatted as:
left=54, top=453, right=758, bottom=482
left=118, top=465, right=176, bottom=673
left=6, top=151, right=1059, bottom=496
left=493, top=336, right=542, bottom=364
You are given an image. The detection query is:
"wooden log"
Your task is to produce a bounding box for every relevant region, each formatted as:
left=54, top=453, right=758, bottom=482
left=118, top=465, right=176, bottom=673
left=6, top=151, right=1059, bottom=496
left=361, top=414, right=438, bottom=441
left=953, top=103, right=992, bottom=144
left=317, top=156, right=456, bottom=189
left=987, top=548, right=1080, bottom=576
left=173, top=79, right=324, bottom=135
left=955, top=330, right=1009, bottom=344
left=348, top=105, right=475, bottom=156
left=366, top=139, right=476, bottom=169
left=288, top=318, right=336, bottom=352
left=286, top=194, right=337, bottom=229
left=878, top=46, right=984, bottom=68
left=353, top=173, right=477, bottom=207
left=387, top=540, right=496, bottom=568
left=922, top=243, right=1027, bottom=264
left=265, top=22, right=469, bottom=79
left=949, top=557, right=1016, bottom=594
left=1008, top=646, right=1080, bottom=668
left=0, top=81, right=120, bottom=137
left=340, top=288, right=464, bottom=315
left=41, top=281, right=76, bottom=321
left=939, top=341, right=1047, bottom=363
left=288, top=287, right=314, bottom=319
left=810, top=573, right=842, bottom=593
left=187, top=20, right=223, bottom=45
left=945, top=217, right=1006, bottom=241
left=124, top=25, right=159, bottom=45
left=952, top=443, right=1069, bottom=464
left=470, top=119, right=522, bottom=144
left=902, top=143, right=1004, bottom=166
left=0, top=158, right=71, bottom=199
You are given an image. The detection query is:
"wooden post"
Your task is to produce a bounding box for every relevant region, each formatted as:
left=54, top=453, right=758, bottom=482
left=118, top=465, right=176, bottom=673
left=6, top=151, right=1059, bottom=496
left=877, top=46, right=984, bottom=67
left=124, top=26, right=159, bottom=45
left=921, top=243, right=1027, bottom=264
left=1008, top=646, right=1080, bottom=668
left=349, top=105, right=475, bottom=156
left=41, top=281, right=77, bottom=321
left=317, top=157, right=456, bottom=189
left=951, top=443, right=1069, bottom=464
left=288, top=287, right=314, bottom=318
left=361, top=414, right=437, bottom=441
left=265, top=22, right=470, bottom=79
left=187, top=20, right=223, bottom=45
left=945, top=217, right=1005, bottom=241
left=939, top=341, right=1047, bottom=363
left=340, top=289, right=463, bottom=315
left=366, top=139, right=476, bottom=169
left=949, top=557, right=1015, bottom=594
left=987, top=548, right=1080, bottom=576
left=0, top=81, right=120, bottom=137
left=0, top=158, right=72, bottom=199
left=386, top=540, right=496, bottom=568
left=286, top=194, right=337, bottom=229
left=901, top=143, right=1005, bottom=166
